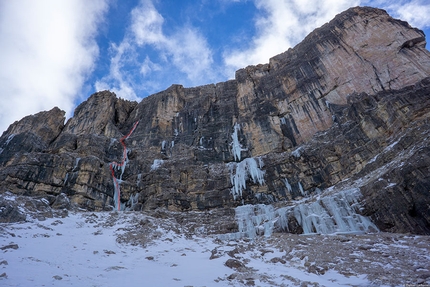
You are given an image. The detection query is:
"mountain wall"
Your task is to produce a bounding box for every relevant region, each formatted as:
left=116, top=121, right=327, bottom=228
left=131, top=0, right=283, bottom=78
left=1, top=7, right=430, bottom=234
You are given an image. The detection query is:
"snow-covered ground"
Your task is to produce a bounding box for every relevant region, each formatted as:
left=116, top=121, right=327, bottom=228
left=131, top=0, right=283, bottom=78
left=1, top=209, right=429, bottom=287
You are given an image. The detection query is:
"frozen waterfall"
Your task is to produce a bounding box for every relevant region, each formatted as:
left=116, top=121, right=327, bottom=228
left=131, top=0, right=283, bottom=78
left=292, top=188, right=378, bottom=234
left=228, top=157, right=265, bottom=200
left=109, top=121, right=139, bottom=211
left=231, top=123, right=245, bottom=161
left=220, top=188, right=378, bottom=239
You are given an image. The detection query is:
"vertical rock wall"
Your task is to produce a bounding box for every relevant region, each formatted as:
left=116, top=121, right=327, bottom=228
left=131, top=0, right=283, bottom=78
left=1, top=7, right=430, bottom=234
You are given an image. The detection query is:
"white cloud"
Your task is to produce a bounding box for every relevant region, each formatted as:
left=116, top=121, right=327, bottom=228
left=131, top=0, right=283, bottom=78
left=130, top=1, right=214, bottom=82
left=131, top=1, right=165, bottom=46
left=383, top=0, right=430, bottom=29
left=97, top=0, right=217, bottom=99
left=140, top=56, right=162, bottom=76
left=164, top=27, right=214, bottom=83
left=3, top=0, right=426, bottom=135
left=223, top=0, right=359, bottom=75
left=0, top=0, right=108, bottom=133
left=95, top=40, right=140, bottom=101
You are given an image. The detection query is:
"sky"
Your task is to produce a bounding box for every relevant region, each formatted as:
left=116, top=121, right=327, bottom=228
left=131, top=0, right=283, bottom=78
left=0, top=0, right=429, bottom=133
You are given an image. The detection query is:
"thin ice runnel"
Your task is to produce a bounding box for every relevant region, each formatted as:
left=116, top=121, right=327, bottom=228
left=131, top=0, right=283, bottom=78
left=109, top=121, right=139, bottom=211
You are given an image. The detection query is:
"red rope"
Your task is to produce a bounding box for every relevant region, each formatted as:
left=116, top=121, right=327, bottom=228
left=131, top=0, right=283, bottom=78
left=109, top=121, right=139, bottom=210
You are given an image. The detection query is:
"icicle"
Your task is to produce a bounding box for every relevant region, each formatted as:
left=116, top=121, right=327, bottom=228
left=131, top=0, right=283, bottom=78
left=119, top=158, right=127, bottom=180
left=161, top=140, right=166, bottom=150
left=257, top=157, right=264, bottom=169
left=293, top=188, right=379, bottom=234
left=298, top=182, right=306, bottom=196
left=220, top=187, right=379, bottom=239
left=112, top=176, right=121, bottom=211
left=274, top=207, right=291, bottom=232
left=231, top=123, right=244, bottom=161
left=228, top=157, right=265, bottom=200
left=219, top=204, right=276, bottom=240
left=284, top=179, right=292, bottom=194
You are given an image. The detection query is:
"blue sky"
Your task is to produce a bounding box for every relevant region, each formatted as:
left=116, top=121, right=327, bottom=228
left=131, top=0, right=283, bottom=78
left=1, top=0, right=430, bottom=133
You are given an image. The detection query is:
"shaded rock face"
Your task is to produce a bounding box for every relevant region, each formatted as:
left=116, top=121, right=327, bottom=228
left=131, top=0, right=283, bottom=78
left=0, top=7, right=429, bottom=234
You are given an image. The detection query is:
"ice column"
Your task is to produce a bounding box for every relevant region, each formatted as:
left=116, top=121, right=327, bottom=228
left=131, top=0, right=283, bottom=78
left=231, top=123, right=244, bottom=161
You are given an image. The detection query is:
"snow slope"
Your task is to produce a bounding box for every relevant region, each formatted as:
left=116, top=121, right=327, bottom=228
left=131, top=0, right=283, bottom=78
left=1, top=209, right=429, bottom=287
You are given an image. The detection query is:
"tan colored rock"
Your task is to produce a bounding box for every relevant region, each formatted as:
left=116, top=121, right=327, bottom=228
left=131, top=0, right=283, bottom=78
left=1, top=7, right=430, bottom=234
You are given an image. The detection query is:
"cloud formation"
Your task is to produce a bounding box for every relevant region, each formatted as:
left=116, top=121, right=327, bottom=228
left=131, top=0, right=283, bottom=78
left=382, top=0, right=430, bottom=29
left=0, top=0, right=108, bottom=133
left=223, top=0, right=430, bottom=74
left=96, top=0, right=217, bottom=100
left=1, top=0, right=429, bottom=134
left=223, top=0, right=360, bottom=73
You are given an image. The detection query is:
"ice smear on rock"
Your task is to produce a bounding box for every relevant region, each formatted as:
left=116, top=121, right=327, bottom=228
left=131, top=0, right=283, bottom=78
left=221, top=188, right=378, bottom=239
left=73, top=157, right=81, bottom=171
left=228, top=157, right=265, bottom=200
left=124, top=193, right=139, bottom=211
left=150, top=159, right=164, bottom=171
left=0, top=133, right=16, bottom=154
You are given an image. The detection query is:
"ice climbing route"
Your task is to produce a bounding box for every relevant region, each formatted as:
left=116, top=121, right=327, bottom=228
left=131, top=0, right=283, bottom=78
left=109, top=121, right=139, bottom=210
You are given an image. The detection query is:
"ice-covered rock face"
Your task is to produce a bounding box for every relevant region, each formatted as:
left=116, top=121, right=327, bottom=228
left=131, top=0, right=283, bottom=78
left=228, top=158, right=265, bottom=200
left=110, top=121, right=139, bottom=211
left=0, top=7, right=430, bottom=234
left=291, top=189, right=378, bottom=234
left=221, top=188, right=378, bottom=239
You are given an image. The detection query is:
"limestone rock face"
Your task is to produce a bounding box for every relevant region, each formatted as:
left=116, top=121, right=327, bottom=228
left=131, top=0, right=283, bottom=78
left=0, top=107, right=66, bottom=174
left=1, top=7, right=430, bottom=234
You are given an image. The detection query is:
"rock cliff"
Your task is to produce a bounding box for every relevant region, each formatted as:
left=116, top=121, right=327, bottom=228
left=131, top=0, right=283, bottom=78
left=1, top=7, right=429, bottom=234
